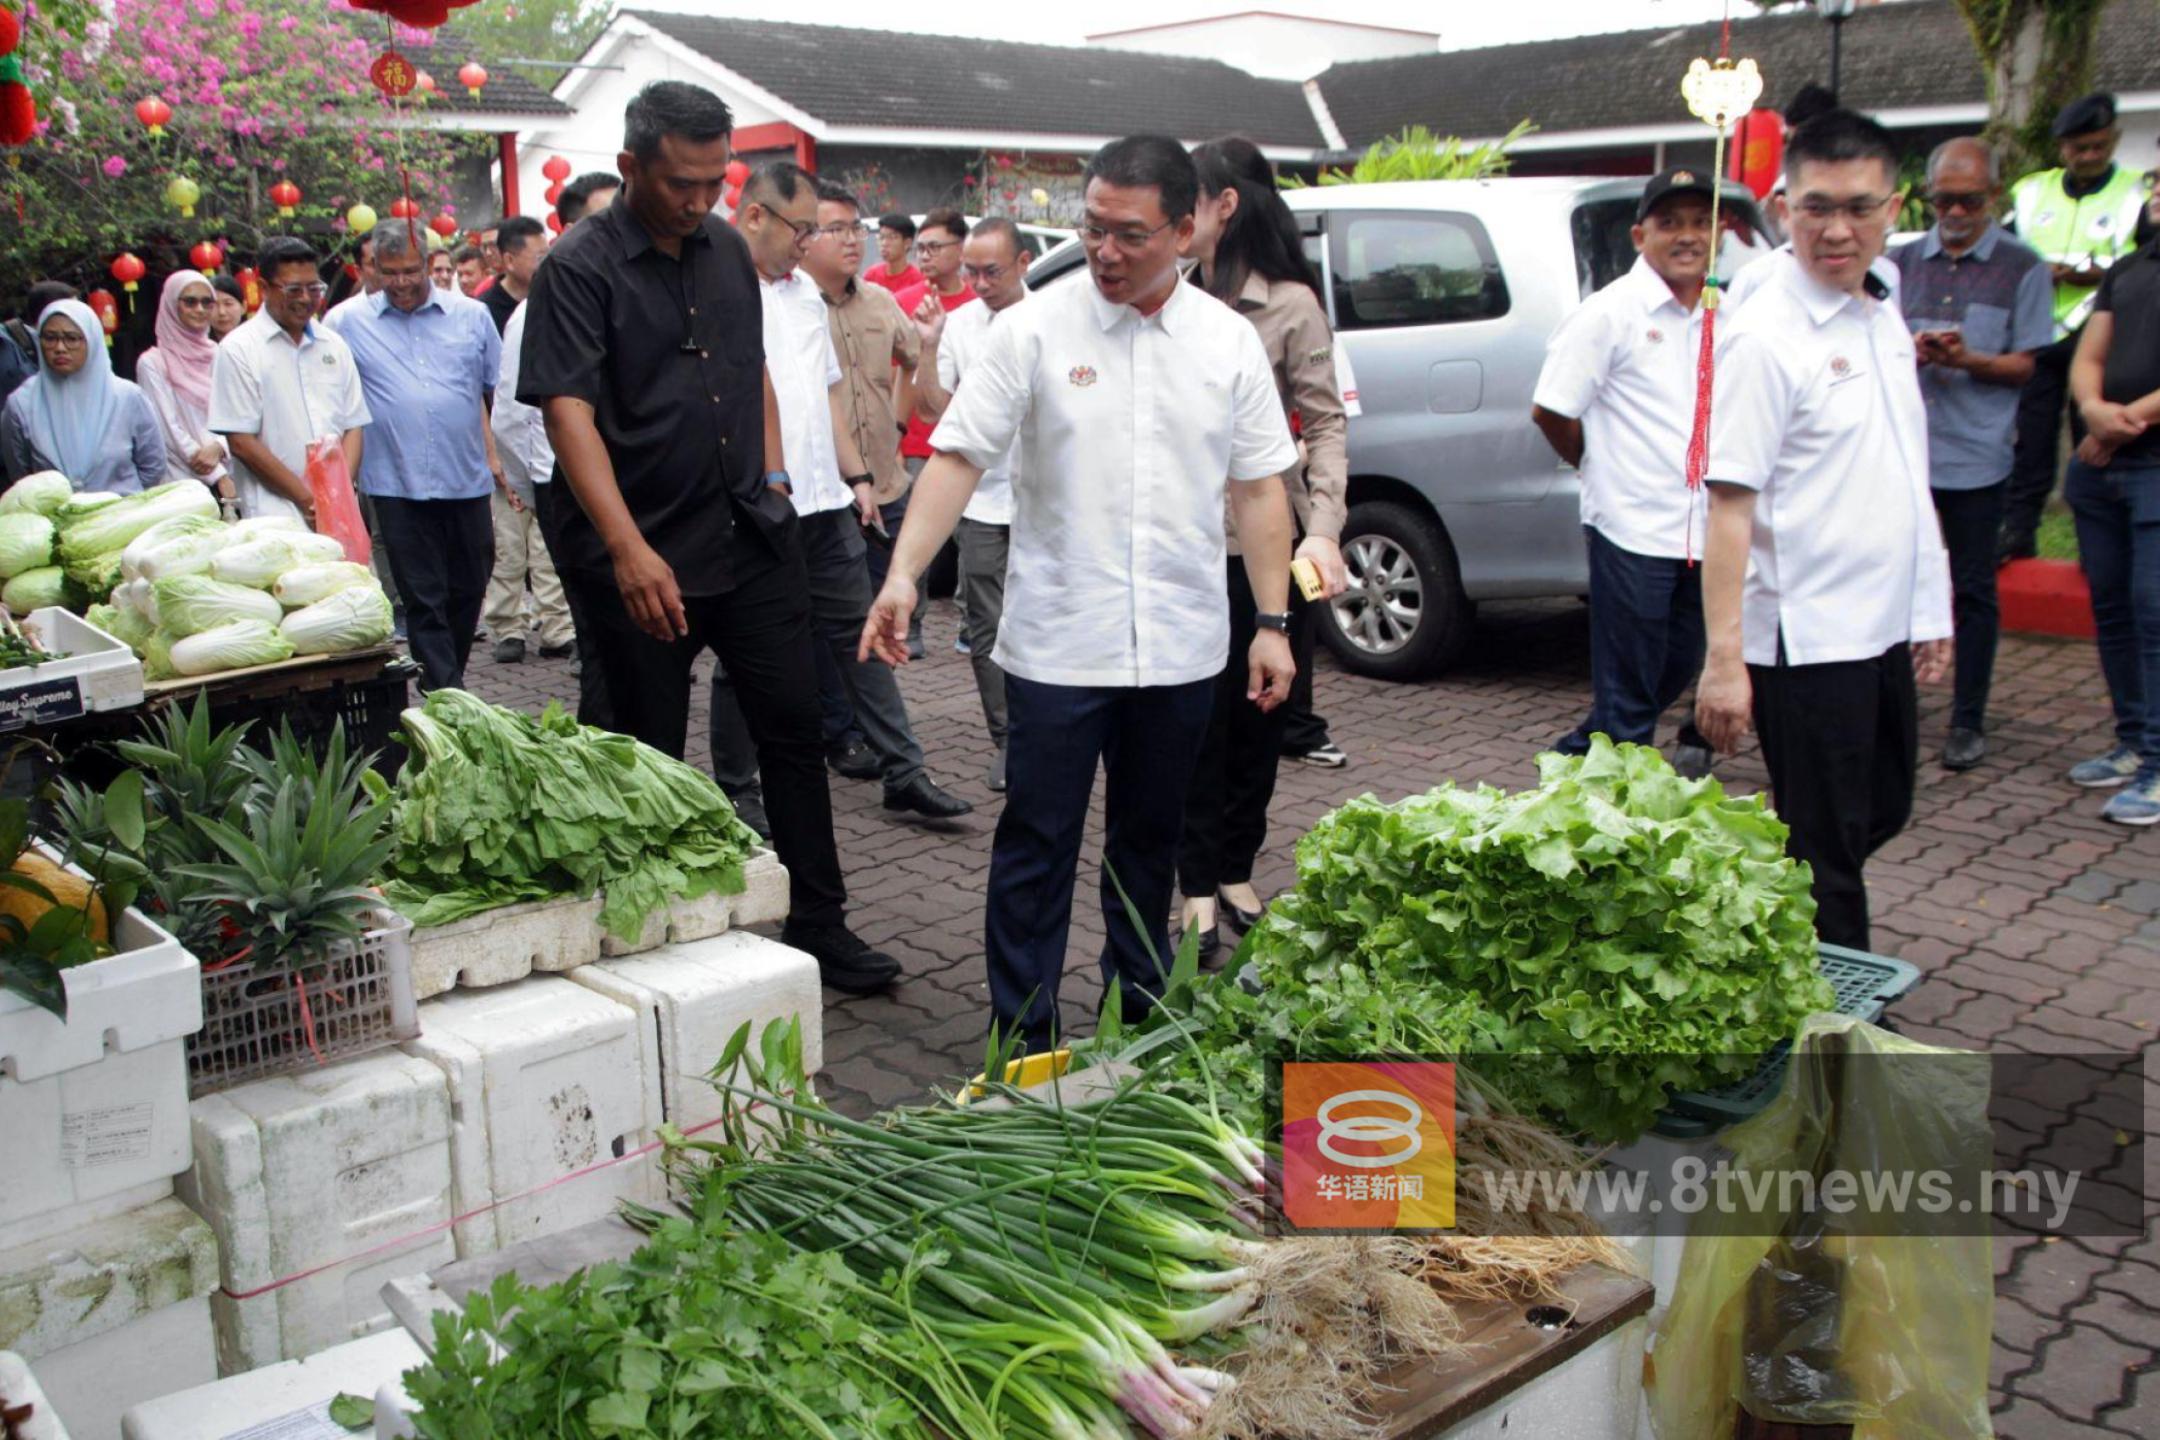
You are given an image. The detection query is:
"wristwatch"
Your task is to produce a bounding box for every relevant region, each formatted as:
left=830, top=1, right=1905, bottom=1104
left=844, top=473, right=874, bottom=489
left=1254, top=611, right=1292, bottom=635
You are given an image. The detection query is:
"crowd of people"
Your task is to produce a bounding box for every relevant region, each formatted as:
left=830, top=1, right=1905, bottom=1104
left=0, top=76, right=2156, bottom=1036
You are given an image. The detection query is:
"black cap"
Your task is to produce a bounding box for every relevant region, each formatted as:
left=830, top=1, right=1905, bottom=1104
left=1637, top=167, right=1718, bottom=221
left=2052, top=92, right=2117, bottom=140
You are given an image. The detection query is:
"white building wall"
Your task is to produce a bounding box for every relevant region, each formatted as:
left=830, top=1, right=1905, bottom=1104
left=1088, top=14, right=1436, bottom=82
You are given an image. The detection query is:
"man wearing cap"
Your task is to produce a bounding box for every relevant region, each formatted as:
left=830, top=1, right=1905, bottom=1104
left=1532, top=168, right=1719, bottom=774
left=2000, top=92, right=2151, bottom=561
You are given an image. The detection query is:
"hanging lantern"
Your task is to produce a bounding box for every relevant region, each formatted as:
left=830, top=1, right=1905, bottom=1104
left=388, top=196, right=421, bottom=220
left=0, top=7, right=32, bottom=150
left=165, top=174, right=201, bottom=218
left=86, top=289, right=119, bottom=346
left=189, top=239, right=224, bottom=272
left=133, top=96, right=172, bottom=137
left=429, top=212, right=458, bottom=239
left=725, top=159, right=749, bottom=187
left=236, top=266, right=262, bottom=312
left=346, top=202, right=377, bottom=234
left=544, top=181, right=563, bottom=206
left=269, top=179, right=302, bottom=217
left=370, top=51, right=416, bottom=99
left=542, top=155, right=571, bottom=183
left=109, top=252, right=146, bottom=295
left=1729, top=107, right=1786, bottom=200
left=456, top=62, right=487, bottom=100
left=344, top=0, right=483, bottom=32
left=545, top=211, right=562, bottom=235
left=0, top=9, right=18, bottom=55
left=414, top=70, right=437, bottom=100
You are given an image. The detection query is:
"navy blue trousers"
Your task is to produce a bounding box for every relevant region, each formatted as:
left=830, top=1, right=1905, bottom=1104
left=1559, top=524, right=1709, bottom=754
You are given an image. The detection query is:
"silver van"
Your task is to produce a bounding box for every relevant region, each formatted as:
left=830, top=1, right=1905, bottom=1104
left=1028, top=176, right=1763, bottom=679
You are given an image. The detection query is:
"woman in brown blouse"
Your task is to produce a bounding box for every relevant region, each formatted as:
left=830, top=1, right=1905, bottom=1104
left=1176, top=137, right=1352, bottom=960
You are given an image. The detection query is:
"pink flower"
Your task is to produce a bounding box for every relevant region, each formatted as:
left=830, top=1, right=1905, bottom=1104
left=102, top=155, right=128, bottom=178
left=278, top=15, right=297, bottom=30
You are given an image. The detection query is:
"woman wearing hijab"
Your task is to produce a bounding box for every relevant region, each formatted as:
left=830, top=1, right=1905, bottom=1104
left=208, top=275, right=248, bottom=341
left=136, top=270, right=235, bottom=500
left=0, top=299, right=162, bottom=493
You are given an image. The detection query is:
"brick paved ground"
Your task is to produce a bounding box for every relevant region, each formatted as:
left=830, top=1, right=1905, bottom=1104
left=467, top=593, right=2158, bottom=1437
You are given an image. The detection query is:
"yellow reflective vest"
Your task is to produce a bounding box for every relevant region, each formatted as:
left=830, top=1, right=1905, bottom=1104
left=2010, top=164, right=2151, bottom=337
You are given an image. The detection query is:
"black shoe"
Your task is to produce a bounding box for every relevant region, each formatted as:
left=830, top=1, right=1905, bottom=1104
left=828, top=737, right=880, bottom=780
left=907, top=631, right=926, bottom=661
left=492, top=637, right=526, bottom=664
left=1998, top=532, right=2037, bottom=566
left=782, top=923, right=901, bottom=995
left=1216, top=887, right=1264, bottom=932
left=987, top=748, right=1007, bottom=793
left=1190, top=921, right=1222, bottom=966
left=1671, top=741, right=1715, bottom=781
left=1943, top=727, right=1987, bottom=771
left=883, top=774, right=973, bottom=819
left=725, top=787, right=772, bottom=841
left=538, top=641, right=575, bottom=659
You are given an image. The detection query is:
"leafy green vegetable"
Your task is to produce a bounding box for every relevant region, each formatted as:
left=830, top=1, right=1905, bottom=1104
left=279, top=582, right=392, bottom=655
left=168, top=619, right=293, bottom=675
left=272, top=561, right=375, bottom=609
left=382, top=690, right=762, bottom=941
left=83, top=601, right=154, bottom=654
left=122, top=515, right=229, bottom=583
left=54, top=480, right=218, bottom=573
left=152, top=576, right=284, bottom=637
left=1235, top=737, right=1833, bottom=1142
left=2, top=565, right=67, bottom=613
left=0, top=472, right=76, bottom=518
left=326, top=1393, right=372, bottom=1430
left=0, top=512, right=55, bottom=579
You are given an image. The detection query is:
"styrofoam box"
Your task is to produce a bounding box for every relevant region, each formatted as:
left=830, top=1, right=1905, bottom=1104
left=407, top=892, right=604, bottom=1000
left=1, top=608, right=147, bottom=717
left=600, top=849, right=789, bottom=957
left=121, top=1327, right=428, bottom=1440
left=37, top=1297, right=213, bottom=1440
left=400, top=978, right=659, bottom=1258
left=178, top=1051, right=456, bottom=1376
left=0, top=889, right=201, bottom=1252
left=567, top=932, right=824, bottom=1137
left=1439, top=1316, right=1647, bottom=1440
left=1, top=1349, right=75, bottom=1440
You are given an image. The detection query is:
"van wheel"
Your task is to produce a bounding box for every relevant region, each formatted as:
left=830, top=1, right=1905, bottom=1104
left=1319, top=501, right=1471, bottom=679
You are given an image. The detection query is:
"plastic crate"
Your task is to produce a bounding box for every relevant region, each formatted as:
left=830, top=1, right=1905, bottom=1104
left=200, top=667, right=410, bottom=777
left=1654, top=943, right=1921, bottom=1135
left=185, top=912, right=419, bottom=1098
left=0, top=608, right=146, bottom=731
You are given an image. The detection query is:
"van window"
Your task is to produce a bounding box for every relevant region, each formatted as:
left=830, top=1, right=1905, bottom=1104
left=1331, top=212, right=1508, bottom=330
left=1571, top=199, right=1641, bottom=297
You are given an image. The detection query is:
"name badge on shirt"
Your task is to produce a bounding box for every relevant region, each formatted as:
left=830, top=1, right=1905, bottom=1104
left=1068, top=365, right=1098, bottom=387
left=1827, top=355, right=1866, bottom=386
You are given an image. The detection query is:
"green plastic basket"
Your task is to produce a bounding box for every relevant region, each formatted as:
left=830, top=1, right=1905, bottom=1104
left=1652, top=943, right=1922, bottom=1138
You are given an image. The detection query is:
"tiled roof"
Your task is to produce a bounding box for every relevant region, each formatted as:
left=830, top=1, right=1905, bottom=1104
left=341, top=18, right=572, bottom=118
left=623, top=9, right=1325, bottom=147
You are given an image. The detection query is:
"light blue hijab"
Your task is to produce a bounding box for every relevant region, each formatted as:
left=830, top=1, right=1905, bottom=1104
left=24, top=299, right=123, bottom=482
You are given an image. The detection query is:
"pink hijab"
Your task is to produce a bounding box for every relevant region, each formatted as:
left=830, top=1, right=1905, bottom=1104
left=150, top=269, right=218, bottom=417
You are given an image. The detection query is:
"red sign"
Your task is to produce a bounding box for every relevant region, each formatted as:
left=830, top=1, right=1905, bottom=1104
left=370, top=51, right=417, bottom=99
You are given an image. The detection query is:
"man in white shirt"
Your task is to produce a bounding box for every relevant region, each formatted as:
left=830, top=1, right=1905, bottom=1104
left=862, top=136, right=1299, bottom=1047
left=912, top=217, right=1032, bottom=793
left=209, top=236, right=370, bottom=522
left=1532, top=167, right=1718, bottom=776
left=488, top=300, right=575, bottom=666
left=1695, top=111, right=1954, bottom=950
left=719, top=163, right=970, bottom=825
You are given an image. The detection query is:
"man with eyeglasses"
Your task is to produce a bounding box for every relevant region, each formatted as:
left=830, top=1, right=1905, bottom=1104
left=891, top=210, right=979, bottom=659
left=209, top=236, right=371, bottom=523
left=866, top=213, right=921, bottom=294
left=911, top=216, right=1032, bottom=792
left=1694, top=110, right=1953, bottom=953
left=862, top=135, right=1298, bottom=1049
left=1891, top=137, right=2055, bottom=774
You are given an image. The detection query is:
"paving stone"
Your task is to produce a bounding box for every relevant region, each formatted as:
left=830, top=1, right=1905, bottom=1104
left=2017, top=1328, right=2146, bottom=1418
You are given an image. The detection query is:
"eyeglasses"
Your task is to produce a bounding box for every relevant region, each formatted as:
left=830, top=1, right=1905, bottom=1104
left=38, top=331, right=87, bottom=351
left=760, top=210, right=818, bottom=246
left=961, top=263, right=1011, bottom=285
left=274, top=282, right=329, bottom=299
left=1078, top=219, right=1176, bottom=251
left=177, top=295, right=217, bottom=309
left=915, top=238, right=960, bottom=257
left=1792, top=195, right=1896, bottom=223
left=815, top=221, right=870, bottom=240
left=1926, top=191, right=1990, bottom=213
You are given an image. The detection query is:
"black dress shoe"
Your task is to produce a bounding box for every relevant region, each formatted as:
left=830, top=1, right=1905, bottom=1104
left=782, top=923, right=901, bottom=995
left=538, top=641, right=575, bottom=659
left=1190, top=922, right=1222, bottom=965
left=1942, top=727, right=1987, bottom=771
left=884, top=774, right=973, bottom=819
left=1216, top=887, right=1264, bottom=932
left=987, top=748, right=1007, bottom=793
left=1997, top=532, right=2037, bottom=566
left=828, top=737, right=880, bottom=780
left=725, top=787, right=772, bottom=842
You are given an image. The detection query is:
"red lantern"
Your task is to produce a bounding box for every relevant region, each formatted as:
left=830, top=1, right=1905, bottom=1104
left=724, top=184, right=742, bottom=211
left=343, top=0, right=482, bottom=32
left=389, top=196, right=422, bottom=220
left=0, top=9, right=18, bottom=55
left=456, top=62, right=487, bottom=99
left=133, top=96, right=172, bottom=137
left=544, top=181, right=563, bottom=205
left=109, top=252, right=146, bottom=295
left=236, top=266, right=262, bottom=312
left=269, top=179, right=302, bottom=217
left=725, top=159, right=749, bottom=187
left=429, top=212, right=458, bottom=238
left=190, top=240, right=224, bottom=273
left=1728, top=107, right=1786, bottom=201
left=415, top=71, right=437, bottom=98
left=546, top=212, right=563, bottom=235
left=86, top=289, right=119, bottom=345
left=0, top=81, right=32, bottom=148
left=370, top=51, right=417, bottom=99
left=542, top=155, right=571, bottom=183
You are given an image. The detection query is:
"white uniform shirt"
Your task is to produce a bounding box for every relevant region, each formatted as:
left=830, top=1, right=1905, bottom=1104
left=1723, top=244, right=1900, bottom=310
left=492, top=301, right=552, bottom=493
left=937, top=295, right=1022, bottom=527
left=207, top=308, right=372, bottom=522
left=1532, top=255, right=1706, bottom=561
left=1706, top=259, right=1952, bottom=668
left=929, top=277, right=1298, bottom=688
left=759, top=270, right=848, bottom=517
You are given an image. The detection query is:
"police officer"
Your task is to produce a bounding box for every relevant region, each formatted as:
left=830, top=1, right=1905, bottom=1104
left=2000, top=93, right=2152, bottom=561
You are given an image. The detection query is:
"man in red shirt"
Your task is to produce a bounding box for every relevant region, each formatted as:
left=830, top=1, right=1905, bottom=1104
left=866, top=213, right=923, bottom=293
left=883, top=209, right=978, bottom=657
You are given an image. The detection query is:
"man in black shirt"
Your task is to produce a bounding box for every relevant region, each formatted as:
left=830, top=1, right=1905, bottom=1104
left=2064, top=237, right=2160, bottom=824
left=518, top=80, right=900, bottom=994
left=480, top=216, right=544, bottom=337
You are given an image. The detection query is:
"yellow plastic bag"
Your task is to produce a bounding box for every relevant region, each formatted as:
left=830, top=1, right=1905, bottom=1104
left=1644, top=1013, right=1995, bottom=1439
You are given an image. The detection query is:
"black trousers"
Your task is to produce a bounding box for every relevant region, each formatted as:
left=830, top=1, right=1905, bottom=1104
left=1177, top=565, right=1300, bottom=896
left=1750, top=643, right=1918, bottom=951
left=531, top=482, right=613, bottom=729
left=2003, top=333, right=2081, bottom=547
left=559, top=529, right=847, bottom=932
left=371, top=495, right=492, bottom=693
left=987, top=674, right=1214, bottom=1048
left=1279, top=607, right=1332, bottom=755
left=1932, top=482, right=2005, bottom=733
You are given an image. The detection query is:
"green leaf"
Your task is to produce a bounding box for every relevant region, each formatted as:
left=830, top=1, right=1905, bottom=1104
left=103, top=770, right=146, bottom=853
left=327, top=1393, right=372, bottom=1430
left=0, top=798, right=27, bottom=865
left=0, top=950, right=66, bottom=1020
left=585, top=1390, right=650, bottom=1434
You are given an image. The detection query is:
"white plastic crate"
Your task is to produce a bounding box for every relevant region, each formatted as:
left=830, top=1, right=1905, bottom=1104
left=0, top=1349, right=75, bottom=1440
left=178, top=1051, right=455, bottom=1376
left=568, top=932, right=824, bottom=1137
left=0, top=608, right=146, bottom=730
left=121, top=1327, right=427, bottom=1440
left=599, top=849, right=789, bottom=957
left=0, top=877, right=201, bottom=1252
left=400, top=978, right=659, bottom=1258
left=406, top=892, right=604, bottom=1000
left=187, top=912, right=418, bottom=1098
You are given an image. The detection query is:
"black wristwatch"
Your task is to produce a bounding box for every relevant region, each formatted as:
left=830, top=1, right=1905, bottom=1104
left=1254, top=611, right=1292, bottom=635
left=845, top=472, right=874, bottom=489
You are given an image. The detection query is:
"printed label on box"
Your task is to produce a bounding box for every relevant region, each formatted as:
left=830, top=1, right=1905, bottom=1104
left=0, top=676, right=84, bottom=731
left=222, top=1403, right=353, bottom=1440
left=60, top=1101, right=156, bottom=1169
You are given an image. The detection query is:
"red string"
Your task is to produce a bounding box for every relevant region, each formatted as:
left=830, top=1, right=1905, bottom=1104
left=1684, top=290, right=1719, bottom=565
